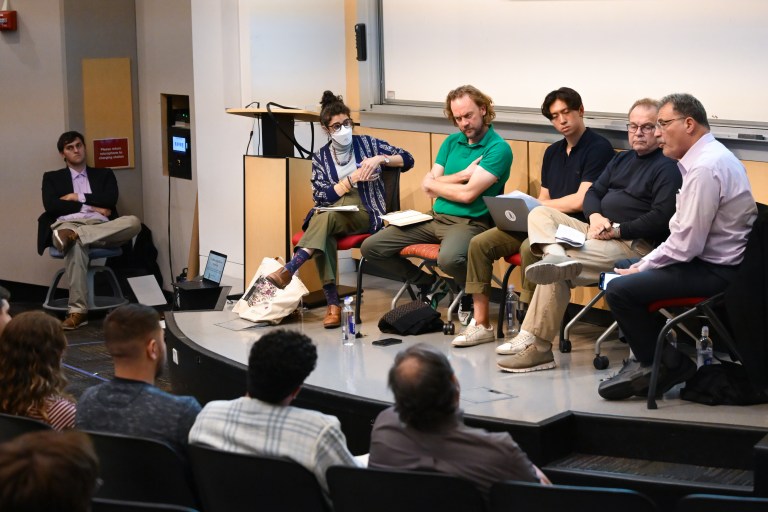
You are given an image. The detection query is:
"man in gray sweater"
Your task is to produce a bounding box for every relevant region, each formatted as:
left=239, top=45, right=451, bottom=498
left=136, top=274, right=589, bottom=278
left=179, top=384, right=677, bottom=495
left=76, top=304, right=201, bottom=454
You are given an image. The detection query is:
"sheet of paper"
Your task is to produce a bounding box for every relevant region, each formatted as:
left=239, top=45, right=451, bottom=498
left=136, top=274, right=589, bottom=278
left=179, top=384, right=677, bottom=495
left=555, top=224, right=586, bottom=247
left=496, top=190, right=542, bottom=210
left=315, top=205, right=360, bottom=212
left=126, top=275, right=167, bottom=306
left=379, top=210, right=433, bottom=227
left=215, top=318, right=265, bottom=331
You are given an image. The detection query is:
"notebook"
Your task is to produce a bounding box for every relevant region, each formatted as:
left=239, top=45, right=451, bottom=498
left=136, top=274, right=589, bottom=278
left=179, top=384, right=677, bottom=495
left=176, top=250, right=227, bottom=290
left=483, top=196, right=538, bottom=233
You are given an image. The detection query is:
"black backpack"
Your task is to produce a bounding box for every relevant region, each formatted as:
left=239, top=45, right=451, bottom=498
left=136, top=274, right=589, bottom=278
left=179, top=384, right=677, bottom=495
left=378, top=300, right=444, bottom=336
left=681, top=360, right=768, bottom=406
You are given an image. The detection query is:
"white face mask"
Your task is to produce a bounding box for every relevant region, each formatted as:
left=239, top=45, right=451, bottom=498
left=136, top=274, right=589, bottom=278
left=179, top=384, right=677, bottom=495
left=331, top=125, right=353, bottom=147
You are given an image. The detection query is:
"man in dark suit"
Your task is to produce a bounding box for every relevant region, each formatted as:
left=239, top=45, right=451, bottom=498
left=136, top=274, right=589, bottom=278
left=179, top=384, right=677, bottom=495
left=38, top=131, right=141, bottom=330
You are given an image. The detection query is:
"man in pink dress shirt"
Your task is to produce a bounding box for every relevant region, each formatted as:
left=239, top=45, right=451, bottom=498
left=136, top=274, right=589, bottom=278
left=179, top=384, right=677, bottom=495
left=598, top=93, right=757, bottom=400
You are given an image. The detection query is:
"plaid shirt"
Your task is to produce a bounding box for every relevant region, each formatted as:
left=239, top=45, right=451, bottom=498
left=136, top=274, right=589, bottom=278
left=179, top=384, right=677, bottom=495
left=189, top=396, right=358, bottom=492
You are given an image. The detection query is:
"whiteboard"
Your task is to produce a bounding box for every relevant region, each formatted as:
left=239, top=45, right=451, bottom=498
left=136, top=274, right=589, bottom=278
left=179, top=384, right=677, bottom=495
left=381, top=0, right=768, bottom=124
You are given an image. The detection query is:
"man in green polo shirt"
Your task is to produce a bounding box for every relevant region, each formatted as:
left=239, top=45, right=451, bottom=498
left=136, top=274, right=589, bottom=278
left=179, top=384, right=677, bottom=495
left=361, top=85, right=512, bottom=296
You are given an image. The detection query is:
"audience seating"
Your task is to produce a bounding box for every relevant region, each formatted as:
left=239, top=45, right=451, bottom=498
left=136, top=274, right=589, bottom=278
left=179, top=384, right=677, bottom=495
left=91, top=498, right=199, bottom=512
left=188, top=444, right=327, bottom=512
left=43, top=246, right=128, bottom=312
left=676, top=493, right=768, bottom=511
left=84, top=431, right=198, bottom=509
left=0, top=412, right=52, bottom=442
left=326, top=466, right=486, bottom=512
left=489, top=480, right=658, bottom=512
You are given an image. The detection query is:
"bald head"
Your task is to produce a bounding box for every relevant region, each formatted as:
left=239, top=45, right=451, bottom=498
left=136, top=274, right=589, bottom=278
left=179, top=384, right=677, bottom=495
left=388, top=344, right=459, bottom=431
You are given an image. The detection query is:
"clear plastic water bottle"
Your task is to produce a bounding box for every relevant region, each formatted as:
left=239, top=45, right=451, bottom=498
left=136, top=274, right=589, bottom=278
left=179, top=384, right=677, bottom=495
left=697, top=325, right=713, bottom=367
left=505, top=285, right=519, bottom=339
left=665, top=319, right=677, bottom=349
left=341, top=296, right=355, bottom=346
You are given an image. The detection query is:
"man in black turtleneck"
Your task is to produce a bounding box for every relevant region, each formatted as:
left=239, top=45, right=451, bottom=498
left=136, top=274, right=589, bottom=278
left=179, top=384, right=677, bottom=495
left=497, top=98, right=682, bottom=373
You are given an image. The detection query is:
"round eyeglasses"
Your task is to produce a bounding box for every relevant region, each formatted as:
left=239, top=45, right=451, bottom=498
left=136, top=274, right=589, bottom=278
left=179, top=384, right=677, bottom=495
left=627, top=123, right=656, bottom=134
left=328, top=119, right=353, bottom=133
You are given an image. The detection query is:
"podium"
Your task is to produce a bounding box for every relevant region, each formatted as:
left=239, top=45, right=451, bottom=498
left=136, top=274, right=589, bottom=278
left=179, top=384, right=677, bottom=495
left=225, top=108, right=320, bottom=157
left=227, top=108, right=325, bottom=295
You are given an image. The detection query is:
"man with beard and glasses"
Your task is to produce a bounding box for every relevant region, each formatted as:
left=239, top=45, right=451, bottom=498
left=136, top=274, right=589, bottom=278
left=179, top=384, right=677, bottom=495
left=75, top=304, right=201, bottom=455
left=361, top=85, right=512, bottom=305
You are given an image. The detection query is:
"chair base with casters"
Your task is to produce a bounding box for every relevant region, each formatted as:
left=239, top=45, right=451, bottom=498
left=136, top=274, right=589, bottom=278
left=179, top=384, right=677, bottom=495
left=43, top=246, right=128, bottom=312
left=559, top=288, right=619, bottom=369
left=391, top=243, right=464, bottom=335
left=646, top=293, right=740, bottom=409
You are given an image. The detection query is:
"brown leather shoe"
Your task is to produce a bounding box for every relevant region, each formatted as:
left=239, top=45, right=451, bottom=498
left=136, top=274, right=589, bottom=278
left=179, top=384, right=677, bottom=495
left=53, top=228, right=78, bottom=254
left=265, top=266, right=292, bottom=289
left=62, top=312, right=88, bottom=330
left=323, top=304, right=342, bottom=329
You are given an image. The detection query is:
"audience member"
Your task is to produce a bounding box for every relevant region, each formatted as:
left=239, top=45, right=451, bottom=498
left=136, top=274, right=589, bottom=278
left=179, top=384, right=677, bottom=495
left=76, top=304, right=201, bottom=454
left=0, top=430, right=99, bottom=512
left=0, top=285, right=10, bottom=336
left=452, top=87, right=615, bottom=347
left=0, top=311, right=75, bottom=430
left=496, top=98, right=681, bottom=373
left=361, top=85, right=512, bottom=305
left=38, top=130, right=141, bottom=330
left=369, top=343, right=549, bottom=496
left=600, top=93, right=757, bottom=399
left=189, top=329, right=358, bottom=493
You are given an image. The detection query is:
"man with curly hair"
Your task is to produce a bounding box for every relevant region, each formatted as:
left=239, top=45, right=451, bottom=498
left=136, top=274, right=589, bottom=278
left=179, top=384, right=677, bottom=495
left=189, top=329, right=358, bottom=493
left=369, top=343, right=549, bottom=496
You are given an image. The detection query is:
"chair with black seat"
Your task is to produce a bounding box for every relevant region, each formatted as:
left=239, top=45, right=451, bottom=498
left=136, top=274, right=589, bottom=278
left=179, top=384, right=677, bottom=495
left=489, top=480, right=657, bottom=512
left=188, top=444, right=327, bottom=512
left=0, top=412, right=52, bottom=442
left=676, top=493, right=768, bottom=512
left=292, top=168, right=401, bottom=325
left=91, top=498, right=199, bottom=512
left=326, top=466, right=485, bottom=512
left=43, top=246, right=128, bottom=312
left=84, top=431, right=198, bottom=509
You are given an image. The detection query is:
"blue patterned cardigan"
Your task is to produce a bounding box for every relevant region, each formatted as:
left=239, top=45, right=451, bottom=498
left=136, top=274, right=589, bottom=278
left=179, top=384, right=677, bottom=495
left=303, top=134, right=414, bottom=233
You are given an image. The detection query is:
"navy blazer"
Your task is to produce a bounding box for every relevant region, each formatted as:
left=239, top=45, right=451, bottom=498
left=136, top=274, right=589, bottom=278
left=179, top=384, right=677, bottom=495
left=37, top=166, right=120, bottom=255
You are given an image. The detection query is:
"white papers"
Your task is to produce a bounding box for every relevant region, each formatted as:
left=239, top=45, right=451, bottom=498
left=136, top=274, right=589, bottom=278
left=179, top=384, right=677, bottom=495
left=380, top=210, right=433, bottom=227
left=315, top=205, right=359, bottom=212
left=555, top=224, right=586, bottom=247
left=496, top=190, right=541, bottom=210
left=126, top=275, right=167, bottom=306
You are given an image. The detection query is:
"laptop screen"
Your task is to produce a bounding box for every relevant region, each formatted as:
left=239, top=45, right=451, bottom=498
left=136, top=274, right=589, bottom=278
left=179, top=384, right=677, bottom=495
left=203, top=251, right=227, bottom=284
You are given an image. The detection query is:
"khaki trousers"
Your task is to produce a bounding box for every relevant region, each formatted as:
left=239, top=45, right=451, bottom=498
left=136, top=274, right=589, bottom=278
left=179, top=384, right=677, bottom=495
left=51, top=215, right=142, bottom=313
left=521, top=207, right=653, bottom=342
left=296, top=189, right=370, bottom=285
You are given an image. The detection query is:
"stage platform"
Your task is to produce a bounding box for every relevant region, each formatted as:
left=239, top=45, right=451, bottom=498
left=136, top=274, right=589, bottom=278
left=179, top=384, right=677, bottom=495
left=164, top=273, right=768, bottom=510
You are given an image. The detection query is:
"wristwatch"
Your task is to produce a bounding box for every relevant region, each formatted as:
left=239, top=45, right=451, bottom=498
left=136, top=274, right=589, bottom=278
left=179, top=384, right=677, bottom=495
left=383, top=156, right=391, bottom=165
left=612, top=222, right=621, bottom=239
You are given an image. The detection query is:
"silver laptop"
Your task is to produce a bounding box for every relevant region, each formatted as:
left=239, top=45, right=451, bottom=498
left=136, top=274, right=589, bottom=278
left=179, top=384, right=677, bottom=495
left=483, top=197, right=534, bottom=232
left=176, top=250, right=227, bottom=290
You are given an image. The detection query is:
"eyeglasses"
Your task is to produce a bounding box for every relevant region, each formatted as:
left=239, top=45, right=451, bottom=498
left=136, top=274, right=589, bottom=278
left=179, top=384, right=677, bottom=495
left=656, top=117, right=687, bottom=130
left=328, top=119, right=353, bottom=133
left=627, top=123, right=656, bottom=134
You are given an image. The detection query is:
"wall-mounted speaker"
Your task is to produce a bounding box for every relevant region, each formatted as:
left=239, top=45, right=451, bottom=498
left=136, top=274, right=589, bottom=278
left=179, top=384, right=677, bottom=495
left=355, top=23, right=367, bottom=61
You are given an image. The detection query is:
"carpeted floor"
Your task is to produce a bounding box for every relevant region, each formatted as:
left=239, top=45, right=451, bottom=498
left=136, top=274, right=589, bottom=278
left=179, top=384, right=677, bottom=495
left=9, top=303, right=172, bottom=400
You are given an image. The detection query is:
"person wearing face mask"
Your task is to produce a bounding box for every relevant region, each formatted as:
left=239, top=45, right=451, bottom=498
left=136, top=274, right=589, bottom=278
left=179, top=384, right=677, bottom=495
left=266, top=91, right=414, bottom=328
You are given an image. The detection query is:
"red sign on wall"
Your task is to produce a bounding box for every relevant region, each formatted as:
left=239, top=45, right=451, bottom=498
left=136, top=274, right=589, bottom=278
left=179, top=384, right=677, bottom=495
left=93, top=138, right=130, bottom=168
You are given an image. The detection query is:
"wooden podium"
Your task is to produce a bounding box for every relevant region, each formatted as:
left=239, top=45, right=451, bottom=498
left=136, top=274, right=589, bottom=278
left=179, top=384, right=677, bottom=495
left=227, top=108, right=325, bottom=294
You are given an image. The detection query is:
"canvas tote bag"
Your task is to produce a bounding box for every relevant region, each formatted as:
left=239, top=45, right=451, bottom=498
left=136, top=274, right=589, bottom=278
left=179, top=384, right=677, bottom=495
left=233, top=257, right=309, bottom=324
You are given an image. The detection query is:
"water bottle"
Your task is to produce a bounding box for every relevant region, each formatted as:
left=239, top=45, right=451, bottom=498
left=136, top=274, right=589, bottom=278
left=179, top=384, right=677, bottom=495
left=505, top=285, right=519, bottom=339
left=665, top=319, right=677, bottom=349
left=697, top=326, right=713, bottom=367
left=341, top=296, right=355, bottom=346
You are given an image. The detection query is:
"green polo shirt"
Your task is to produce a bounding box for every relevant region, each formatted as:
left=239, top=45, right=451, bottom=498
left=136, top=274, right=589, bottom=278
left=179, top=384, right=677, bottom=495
left=433, top=124, right=512, bottom=218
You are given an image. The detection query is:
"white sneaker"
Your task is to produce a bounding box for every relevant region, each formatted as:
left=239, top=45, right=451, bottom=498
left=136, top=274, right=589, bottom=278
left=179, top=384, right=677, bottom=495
left=452, top=319, right=495, bottom=347
left=496, top=330, right=536, bottom=355
left=525, top=254, right=583, bottom=285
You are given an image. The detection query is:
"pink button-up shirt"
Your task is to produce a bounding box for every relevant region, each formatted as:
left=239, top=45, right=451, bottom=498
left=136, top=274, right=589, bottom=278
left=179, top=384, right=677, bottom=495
left=638, top=133, right=756, bottom=271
